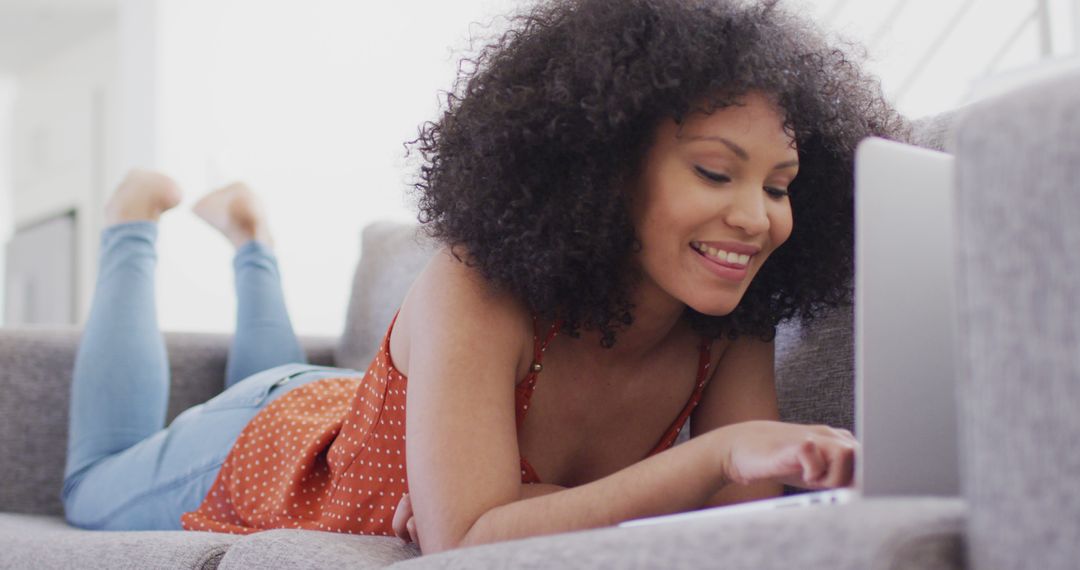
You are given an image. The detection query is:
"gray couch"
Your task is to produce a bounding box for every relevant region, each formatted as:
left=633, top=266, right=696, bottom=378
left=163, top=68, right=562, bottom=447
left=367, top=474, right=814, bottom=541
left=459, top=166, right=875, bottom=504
left=2, top=69, right=1077, bottom=569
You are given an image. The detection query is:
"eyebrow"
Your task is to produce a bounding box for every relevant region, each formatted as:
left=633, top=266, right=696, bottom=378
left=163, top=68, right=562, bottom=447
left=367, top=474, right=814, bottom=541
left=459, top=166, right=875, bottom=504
left=684, top=135, right=800, bottom=170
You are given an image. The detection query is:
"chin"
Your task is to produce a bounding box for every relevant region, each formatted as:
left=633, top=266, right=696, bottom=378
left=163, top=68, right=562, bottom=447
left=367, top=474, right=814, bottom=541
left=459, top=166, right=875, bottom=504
left=685, top=297, right=741, bottom=317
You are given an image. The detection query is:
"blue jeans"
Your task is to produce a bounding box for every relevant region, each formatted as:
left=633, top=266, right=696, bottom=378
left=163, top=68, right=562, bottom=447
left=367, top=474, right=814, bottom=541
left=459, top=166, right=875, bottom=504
left=61, top=221, right=358, bottom=531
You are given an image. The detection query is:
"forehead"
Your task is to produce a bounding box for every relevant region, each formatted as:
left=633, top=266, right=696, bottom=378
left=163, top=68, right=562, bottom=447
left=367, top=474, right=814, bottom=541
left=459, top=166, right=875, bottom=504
left=663, top=93, right=797, bottom=153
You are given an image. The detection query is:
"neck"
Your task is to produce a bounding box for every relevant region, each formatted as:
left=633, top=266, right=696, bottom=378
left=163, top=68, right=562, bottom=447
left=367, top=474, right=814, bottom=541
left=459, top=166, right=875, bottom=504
left=574, top=277, right=687, bottom=366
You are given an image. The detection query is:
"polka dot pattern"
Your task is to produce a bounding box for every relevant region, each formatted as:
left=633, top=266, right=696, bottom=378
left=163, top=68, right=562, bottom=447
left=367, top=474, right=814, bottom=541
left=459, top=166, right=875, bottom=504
left=181, top=313, right=712, bottom=536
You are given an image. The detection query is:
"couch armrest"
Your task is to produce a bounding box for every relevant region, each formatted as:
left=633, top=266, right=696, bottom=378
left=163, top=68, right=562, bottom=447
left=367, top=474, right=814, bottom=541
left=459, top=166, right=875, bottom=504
left=952, top=68, right=1080, bottom=570
left=0, top=326, right=336, bottom=516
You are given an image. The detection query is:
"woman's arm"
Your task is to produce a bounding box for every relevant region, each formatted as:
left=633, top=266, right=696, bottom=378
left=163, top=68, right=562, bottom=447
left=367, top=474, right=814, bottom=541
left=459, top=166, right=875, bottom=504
left=691, top=334, right=785, bottom=507
left=397, top=252, right=733, bottom=554
left=455, top=421, right=854, bottom=550
left=398, top=251, right=855, bottom=554
left=457, top=432, right=727, bottom=548
left=393, top=483, right=567, bottom=545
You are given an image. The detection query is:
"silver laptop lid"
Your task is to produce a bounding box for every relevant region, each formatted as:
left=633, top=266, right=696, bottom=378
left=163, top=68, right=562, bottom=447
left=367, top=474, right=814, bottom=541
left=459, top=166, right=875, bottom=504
left=854, top=137, right=960, bottom=497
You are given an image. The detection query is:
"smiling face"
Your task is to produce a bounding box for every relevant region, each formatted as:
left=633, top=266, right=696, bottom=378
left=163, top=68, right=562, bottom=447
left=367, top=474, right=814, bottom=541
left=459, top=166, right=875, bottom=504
left=630, top=91, right=799, bottom=317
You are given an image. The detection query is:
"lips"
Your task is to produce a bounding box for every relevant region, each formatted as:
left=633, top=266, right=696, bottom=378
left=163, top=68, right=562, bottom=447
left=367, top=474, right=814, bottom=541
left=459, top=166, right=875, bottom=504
left=690, top=241, right=753, bottom=268
left=691, top=244, right=750, bottom=282
left=698, top=250, right=748, bottom=269
left=692, top=240, right=761, bottom=256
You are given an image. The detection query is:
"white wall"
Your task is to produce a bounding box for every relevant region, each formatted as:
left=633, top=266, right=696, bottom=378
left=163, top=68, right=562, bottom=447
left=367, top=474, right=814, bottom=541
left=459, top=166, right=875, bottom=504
left=5, top=0, right=1074, bottom=335
left=0, top=76, right=15, bottom=325
left=800, top=0, right=1079, bottom=118
left=10, top=27, right=116, bottom=323
left=127, top=0, right=519, bottom=336
left=147, top=0, right=1075, bottom=338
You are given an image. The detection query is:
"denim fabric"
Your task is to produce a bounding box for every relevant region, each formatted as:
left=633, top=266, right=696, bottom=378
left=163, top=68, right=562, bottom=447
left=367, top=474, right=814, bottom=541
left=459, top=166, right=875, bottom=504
left=226, top=240, right=308, bottom=387
left=61, top=222, right=359, bottom=530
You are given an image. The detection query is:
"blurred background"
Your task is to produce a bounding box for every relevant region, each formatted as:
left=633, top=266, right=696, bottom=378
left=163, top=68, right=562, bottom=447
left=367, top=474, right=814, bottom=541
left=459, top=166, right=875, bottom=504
left=0, top=0, right=1077, bottom=337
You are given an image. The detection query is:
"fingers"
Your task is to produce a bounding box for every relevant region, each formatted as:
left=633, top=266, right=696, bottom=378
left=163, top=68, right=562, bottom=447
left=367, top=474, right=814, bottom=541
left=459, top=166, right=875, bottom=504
left=813, top=424, right=857, bottom=444
left=832, top=427, right=858, bottom=445
left=725, top=421, right=859, bottom=491
left=823, top=427, right=858, bottom=487
left=392, top=493, right=413, bottom=542
left=407, top=516, right=419, bottom=545
left=799, top=432, right=858, bottom=488
left=797, top=438, right=828, bottom=485
left=832, top=439, right=857, bottom=487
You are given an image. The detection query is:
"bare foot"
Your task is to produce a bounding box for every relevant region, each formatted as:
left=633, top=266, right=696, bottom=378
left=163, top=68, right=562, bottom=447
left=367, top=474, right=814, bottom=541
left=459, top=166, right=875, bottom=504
left=193, top=182, right=274, bottom=249
left=104, top=169, right=183, bottom=224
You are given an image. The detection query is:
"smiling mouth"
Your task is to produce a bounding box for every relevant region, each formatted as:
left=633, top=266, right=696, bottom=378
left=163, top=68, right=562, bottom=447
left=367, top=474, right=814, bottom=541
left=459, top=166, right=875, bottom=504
left=690, top=241, right=752, bottom=268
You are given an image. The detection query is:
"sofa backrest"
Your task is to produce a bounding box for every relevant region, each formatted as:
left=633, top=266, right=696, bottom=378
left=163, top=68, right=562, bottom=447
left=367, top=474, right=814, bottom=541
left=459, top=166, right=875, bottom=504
left=336, top=221, right=440, bottom=370
left=0, top=330, right=336, bottom=516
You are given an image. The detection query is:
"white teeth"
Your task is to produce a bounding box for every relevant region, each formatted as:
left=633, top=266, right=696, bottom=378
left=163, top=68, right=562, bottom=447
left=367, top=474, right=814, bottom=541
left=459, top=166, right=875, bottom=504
left=692, top=242, right=752, bottom=266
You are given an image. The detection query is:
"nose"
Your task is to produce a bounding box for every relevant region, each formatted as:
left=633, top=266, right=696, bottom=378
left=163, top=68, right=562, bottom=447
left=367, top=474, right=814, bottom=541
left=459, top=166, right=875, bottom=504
left=722, top=184, right=770, bottom=236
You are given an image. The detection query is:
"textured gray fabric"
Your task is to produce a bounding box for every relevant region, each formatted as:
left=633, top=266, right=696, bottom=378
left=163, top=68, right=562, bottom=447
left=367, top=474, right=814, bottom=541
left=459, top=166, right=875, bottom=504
left=774, top=306, right=854, bottom=433
left=336, top=221, right=439, bottom=370
left=909, top=110, right=960, bottom=153
left=952, top=70, right=1080, bottom=570
left=0, top=329, right=76, bottom=517
left=219, top=529, right=420, bottom=569
left=391, top=498, right=965, bottom=570
left=0, top=328, right=335, bottom=516
left=0, top=513, right=239, bottom=569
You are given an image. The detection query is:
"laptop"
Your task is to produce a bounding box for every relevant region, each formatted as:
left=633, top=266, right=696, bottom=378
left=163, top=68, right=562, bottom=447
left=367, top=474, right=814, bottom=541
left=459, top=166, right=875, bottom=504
left=620, top=137, right=959, bottom=527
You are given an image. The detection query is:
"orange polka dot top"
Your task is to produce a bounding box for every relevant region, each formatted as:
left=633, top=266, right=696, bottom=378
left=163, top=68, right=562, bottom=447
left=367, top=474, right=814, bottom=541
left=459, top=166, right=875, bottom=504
left=181, top=313, right=713, bottom=536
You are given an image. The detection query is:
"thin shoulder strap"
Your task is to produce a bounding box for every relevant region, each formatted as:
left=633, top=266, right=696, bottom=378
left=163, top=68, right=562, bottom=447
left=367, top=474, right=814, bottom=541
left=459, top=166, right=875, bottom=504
left=648, top=336, right=714, bottom=454
left=531, top=314, right=561, bottom=368
left=515, top=315, right=561, bottom=428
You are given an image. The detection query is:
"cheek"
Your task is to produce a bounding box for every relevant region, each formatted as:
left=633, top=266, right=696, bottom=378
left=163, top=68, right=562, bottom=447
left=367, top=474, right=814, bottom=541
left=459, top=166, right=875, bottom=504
left=770, top=204, right=794, bottom=247
left=638, top=185, right=689, bottom=244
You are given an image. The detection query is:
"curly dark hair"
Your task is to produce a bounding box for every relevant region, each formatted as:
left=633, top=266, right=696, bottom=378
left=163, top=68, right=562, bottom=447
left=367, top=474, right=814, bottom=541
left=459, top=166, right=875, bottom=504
left=409, top=0, right=909, bottom=347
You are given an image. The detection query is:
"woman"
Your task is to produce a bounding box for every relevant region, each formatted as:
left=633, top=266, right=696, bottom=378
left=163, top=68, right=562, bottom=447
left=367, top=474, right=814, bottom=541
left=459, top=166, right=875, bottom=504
left=61, top=0, right=905, bottom=555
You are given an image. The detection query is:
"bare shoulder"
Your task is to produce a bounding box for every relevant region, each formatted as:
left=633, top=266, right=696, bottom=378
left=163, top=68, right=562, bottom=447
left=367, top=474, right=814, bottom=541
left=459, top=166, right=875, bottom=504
left=390, top=246, right=533, bottom=379
left=692, top=331, right=780, bottom=436
left=394, top=247, right=541, bottom=552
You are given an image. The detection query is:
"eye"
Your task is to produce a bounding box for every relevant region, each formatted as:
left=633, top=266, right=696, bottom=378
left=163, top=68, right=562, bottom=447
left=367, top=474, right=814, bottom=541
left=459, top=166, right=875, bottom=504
left=765, top=187, right=790, bottom=199
left=694, top=165, right=731, bottom=184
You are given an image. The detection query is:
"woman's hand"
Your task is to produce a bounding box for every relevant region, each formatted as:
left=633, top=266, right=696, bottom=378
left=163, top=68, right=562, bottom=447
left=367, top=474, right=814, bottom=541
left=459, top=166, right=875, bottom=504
left=714, top=420, right=859, bottom=490
left=392, top=493, right=419, bottom=545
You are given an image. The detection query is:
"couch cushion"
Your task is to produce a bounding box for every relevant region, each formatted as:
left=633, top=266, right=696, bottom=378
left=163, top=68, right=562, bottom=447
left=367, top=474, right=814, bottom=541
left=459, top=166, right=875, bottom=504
left=218, top=529, right=420, bottom=570
left=336, top=222, right=439, bottom=370
left=0, top=513, right=239, bottom=569
left=390, top=498, right=965, bottom=570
